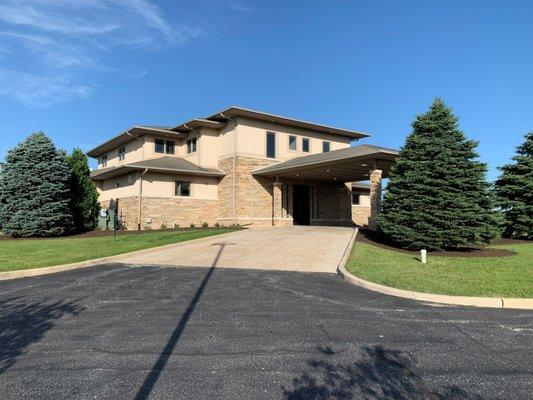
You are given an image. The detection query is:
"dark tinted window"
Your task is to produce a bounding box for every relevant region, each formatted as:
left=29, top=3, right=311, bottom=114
left=166, top=141, right=175, bottom=154
left=323, top=141, right=330, bottom=152
left=351, top=192, right=360, bottom=205
left=175, top=181, right=191, bottom=196
left=302, top=138, right=310, bottom=152
left=155, top=139, right=164, bottom=153
left=118, top=146, right=126, bottom=161
left=289, top=135, right=297, bottom=151
left=187, top=138, right=197, bottom=153
left=266, top=132, right=276, bottom=158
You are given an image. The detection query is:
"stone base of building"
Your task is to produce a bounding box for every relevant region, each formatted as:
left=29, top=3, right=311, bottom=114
left=352, top=206, right=371, bottom=226
left=101, top=196, right=218, bottom=230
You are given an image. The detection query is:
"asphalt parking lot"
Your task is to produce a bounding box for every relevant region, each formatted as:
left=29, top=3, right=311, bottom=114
left=0, top=262, right=531, bottom=399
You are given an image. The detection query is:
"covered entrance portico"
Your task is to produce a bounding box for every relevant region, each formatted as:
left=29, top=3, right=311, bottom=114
left=253, top=145, right=398, bottom=229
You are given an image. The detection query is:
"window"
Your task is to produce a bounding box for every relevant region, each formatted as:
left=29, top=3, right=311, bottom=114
left=100, top=153, right=108, bottom=167
left=266, top=131, right=276, bottom=158
left=323, top=141, right=330, bottom=152
left=175, top=181, right=191, bottom=196
left=155, top=139, right=165, bottom=153
left=289, top=135, right=297, bottom=151
left=352, top=192, right=360, bottom=205
left=166, top=141, right=175, bottom=154
left=187, top=138, right=197, bottom=154
left=302, top=138, right=310, bottom=152
left=118, top=146, right=126, bottom=161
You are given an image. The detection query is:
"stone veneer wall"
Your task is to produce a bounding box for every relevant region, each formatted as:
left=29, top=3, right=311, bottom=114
left=109, top=196, right=218, bottom=230
left=352, top=206, right=371, bottom=226
left=218, top=156, right=279, bottom=226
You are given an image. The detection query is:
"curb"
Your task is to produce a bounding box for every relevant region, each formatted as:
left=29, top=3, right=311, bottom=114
left=336, top=234, right=533, bottom=310
left=0, top=229, right=241, bottom=282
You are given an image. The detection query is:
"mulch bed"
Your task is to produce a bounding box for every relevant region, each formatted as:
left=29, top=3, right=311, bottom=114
left=0, top=227, right=242, bottom=241
left=356, top=229, right=519, bottom=258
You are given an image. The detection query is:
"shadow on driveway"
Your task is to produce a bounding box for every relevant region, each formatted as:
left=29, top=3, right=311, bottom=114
left=134, top=242, right=230, bottom=400
left=283, top=345, right=484, bottom=400
left=0, top=296, right=83, bottom=374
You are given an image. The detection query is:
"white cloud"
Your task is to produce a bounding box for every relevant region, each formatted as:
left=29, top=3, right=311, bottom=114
left=0, top=69, right=94, bottom=107
left=0, top=0, right=206, bottom=107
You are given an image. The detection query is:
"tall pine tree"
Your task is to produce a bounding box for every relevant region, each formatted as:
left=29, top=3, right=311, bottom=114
left=0, top=132, right=73, bottom=237
left=494, top=132, right=532, bottom=239
left=66, top=148, right=100, bottom=233
left=377, top=98, right=501, bottom=250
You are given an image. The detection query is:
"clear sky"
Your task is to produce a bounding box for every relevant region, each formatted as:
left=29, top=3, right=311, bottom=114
left=0, top=0, right=531, bottom=180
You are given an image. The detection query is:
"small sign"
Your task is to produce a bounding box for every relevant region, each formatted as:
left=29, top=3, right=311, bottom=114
left=99, top=209, right=108, bottom=218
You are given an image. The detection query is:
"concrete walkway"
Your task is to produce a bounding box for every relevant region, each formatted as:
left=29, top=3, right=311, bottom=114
left=118, top=226, right=356, bottom=273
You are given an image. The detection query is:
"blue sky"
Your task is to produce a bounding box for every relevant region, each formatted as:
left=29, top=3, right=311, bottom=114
left=0, top=0, right=531, bottom=179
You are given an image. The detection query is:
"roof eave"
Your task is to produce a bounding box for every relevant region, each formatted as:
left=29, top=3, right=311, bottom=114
left=87, top=126, right=185, bottom=158
left=206, top=106, right=371, bottom=139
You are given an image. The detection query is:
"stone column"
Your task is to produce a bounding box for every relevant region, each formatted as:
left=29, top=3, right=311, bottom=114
left=338, top=184, right=351, bottom=225
left=368, top=169, right=382, bottom=231
left=272, top=182, right=283, bottom=226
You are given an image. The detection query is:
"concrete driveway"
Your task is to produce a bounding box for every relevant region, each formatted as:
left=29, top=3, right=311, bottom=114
left=119, top=226, right=356, bottom=273
left=0, top=264, right=531, bottom=399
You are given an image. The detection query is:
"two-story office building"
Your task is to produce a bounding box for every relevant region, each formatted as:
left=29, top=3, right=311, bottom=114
left=88, top=107, right=397, bottom=230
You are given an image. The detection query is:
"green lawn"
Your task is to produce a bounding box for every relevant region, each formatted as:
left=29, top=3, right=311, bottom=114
left=0, top=228, right=238, bottom=272
left=346, top=241, right=533, bottom=298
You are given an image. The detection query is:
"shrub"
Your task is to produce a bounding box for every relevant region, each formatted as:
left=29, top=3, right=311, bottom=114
left=65, top=148, right=100, bottom=233
left=202, top=221, right=209, bottom=228
left=0, top=132, right=73, bottom=237
left=495, top=132, right=533, bottom=239
left=378, top=98, right=501, bottom=250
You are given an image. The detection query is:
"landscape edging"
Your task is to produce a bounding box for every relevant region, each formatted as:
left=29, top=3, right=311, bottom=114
left=336, top=233, right=533, bottom=310
left=0, top=229, right=241, bottom=281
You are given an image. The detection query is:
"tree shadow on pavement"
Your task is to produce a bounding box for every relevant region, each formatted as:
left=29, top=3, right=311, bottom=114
left=283, top=345, right=483, bottom=400
left=0, top=296, right=83, bottom=374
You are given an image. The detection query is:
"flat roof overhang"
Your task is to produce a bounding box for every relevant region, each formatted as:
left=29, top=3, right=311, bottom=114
left=252, top=144, right=398, bottom=182
left=87, top=126, right=186, bottom=158
left=206, top=106, right=370, bottom=139
left=90, top=157, right=226, bottom=181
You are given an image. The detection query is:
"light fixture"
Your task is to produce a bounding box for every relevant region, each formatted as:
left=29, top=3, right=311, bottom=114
left=326, top=169, right=330, bottom=172
left=296, top=173, right=300, bottom=177
left=361, top=163, right=368, bottom=167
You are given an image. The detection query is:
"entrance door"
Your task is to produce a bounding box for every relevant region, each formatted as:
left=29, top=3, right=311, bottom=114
left=293, top=184, right=310, bottom=225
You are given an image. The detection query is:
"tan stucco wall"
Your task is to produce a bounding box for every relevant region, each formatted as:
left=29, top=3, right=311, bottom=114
left=233, top=117, right=351, bottom=161
left=141, top=172, right=218, bottom=200
left=98, top=173, right=139, bottom=201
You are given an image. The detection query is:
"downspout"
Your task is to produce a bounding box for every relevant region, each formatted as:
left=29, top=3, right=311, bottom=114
left=232, top=118, right=237, bottom=224
left=138, top=168, right=148, bottom=230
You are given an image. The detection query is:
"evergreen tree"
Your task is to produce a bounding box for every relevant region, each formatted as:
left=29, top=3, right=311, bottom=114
left=66, top=148, right=100, bottom=233
left=0, top=132, right=73, bottom=237
left=494, top=132, right=533, bottom=239
left=377, top=98, right=501, bottom=250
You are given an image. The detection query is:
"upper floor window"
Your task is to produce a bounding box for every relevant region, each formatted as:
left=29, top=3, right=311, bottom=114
left=187, top=138, right=197, bottom=154
left=100, top=153, right=108, bottom=167
left=266, top=131, right=276, bottom=158
left=156, top=139, right=175, bottom=154
left=351, top=192, right=360, bottom=205
left=323, top=141, right=330, bottom=153
left=289, top=135, right=297, bottom=151
left=302, top=138, right=310, bottom=153
left=155, top=139, right=165, bottom=153
left=175, top=181, right=191, bottom=196
left=118, top=146, right=126, bottom=161
left=166, top=141, right=175, bottom=154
